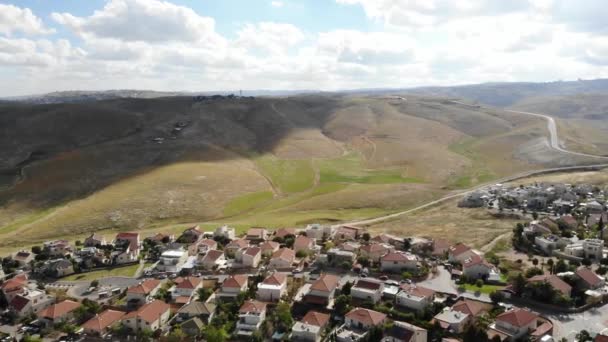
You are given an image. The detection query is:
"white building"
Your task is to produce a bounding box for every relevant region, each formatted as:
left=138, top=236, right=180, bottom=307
left=9, top=289, right=55, bottom=317
left=199, top=250, right=226, bottom=270
left=305, top=224, right=334, bottom=241
left=214, top=225, right=236, bottom=240
left=236, top=300, right=267, bottom=337
left=121, top=300, right=170, bottom=332
left=351, top=279, right=384, bottom=304
left=380, top=252, right=418, bottom=272
left=383, top=321, right=427, bottom=342
left=219, top=275, right=248, bottom=299
left=157, top=249, right=188, bottom=273
left=432, top=307, right=470, bottom=333
left=489, top=309, right=539, bottom=341
left=565, top=239, right=605, bottom=260
left=291, top=311, right=330, bottom=342
left=257, top=273, right=287, bottom=302
left=396, top=284, right=435, bottom=312
left=235, top=247, right=262, bottom=268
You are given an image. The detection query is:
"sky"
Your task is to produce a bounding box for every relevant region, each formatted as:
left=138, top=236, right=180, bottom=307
left=1, top=0, right=608, bottom=96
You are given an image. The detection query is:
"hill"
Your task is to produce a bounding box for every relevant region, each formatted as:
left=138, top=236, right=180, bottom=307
left=0, top=93, right=601, bottom=248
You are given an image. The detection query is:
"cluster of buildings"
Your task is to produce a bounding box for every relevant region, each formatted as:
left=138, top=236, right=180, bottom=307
left=0, top=220, right=606, bottom=341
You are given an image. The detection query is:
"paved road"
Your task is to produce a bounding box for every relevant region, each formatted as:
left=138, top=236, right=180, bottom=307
left=336, top=102, right=608, bottom=228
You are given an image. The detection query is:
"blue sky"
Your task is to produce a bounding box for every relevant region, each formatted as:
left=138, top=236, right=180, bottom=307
left=1, top=0, right=608, bottom=96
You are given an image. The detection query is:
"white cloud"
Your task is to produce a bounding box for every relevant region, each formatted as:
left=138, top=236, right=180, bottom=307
left=235, top=22, right=305, bottom=55
left=52, top=0, right=221, bottom=44
left=0, top=4, right=55, bottom=36
left=271, top=1, right=284, bottom=7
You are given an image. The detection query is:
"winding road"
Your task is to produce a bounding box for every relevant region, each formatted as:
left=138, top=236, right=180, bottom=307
left=338, top=102, right=608, bottom=228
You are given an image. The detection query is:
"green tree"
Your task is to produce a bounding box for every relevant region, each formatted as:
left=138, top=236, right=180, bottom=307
left=475, top=279, right=484, bottom=288
left=341, top=281, right=353, bottom=296
left=576, top=330, right=592, bottom=342
left=334, top=294, right=352, bottom=316
left=547, top=258, right=554, bottom=274
left=489, top=291, right=505, bottom=304
left=362, top=233, right=371, bottom=242
left=274, top=302, right=293, bottom=333
left=90, top=280, right=99, bottom=288
left=197, top=288, right=213, bottom=302
left=204, top=326, right=228, bottom=342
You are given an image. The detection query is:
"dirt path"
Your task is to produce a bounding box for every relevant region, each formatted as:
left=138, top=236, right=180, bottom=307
left=361, top=135, right=377, bottom=162
left=480, top=232, right=511, bottom=253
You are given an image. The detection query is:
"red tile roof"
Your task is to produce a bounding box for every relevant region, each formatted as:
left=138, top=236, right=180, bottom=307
left=271, top=248, right=295, bottom=262
left=246, top=228, right=266, bottom=238
left=202, top=250, right=224, bottom=262
left=310, top=274, right=340, bottom=292
left=222, top=274, right=248, bottom=288
left=38, top=300, right=80, bottom=320
left=127, top=279, right=161, bottom=295
left=449, top=243, right=471, bottom=257
left=496, top=308, right=538, bottom=328
left=262, top=272, right=287, bottom=286
left=527, top=275, right=572, bottom=295
left=576, top=267, right=603, bottom=287
left=226, top=239, right=249, bottom=249
left=239, top=300, right=266, bottom=313
left=123, top=300, right=169, bottom=323
left=361, top=243, right=389, bottom=254
left=400, top=284, right=435, bottom=298
left=345, top=307, right=386, bottom=326
left=274, top=228, right=296, bottom=238
left=199, top=239, right=217, bottom=247
left=260, top=241, right=280, bottom=251
left=244, top=247, right=261, bottom=257
left=382, top=252, right=416, bottom=262
left=596, top=335, right=608, bottom=342
left=354, top=279, right=382, bottom=290
left=294, top=235, right=314, bottom=250
left=82, top=309, right=125, bottom=333
left=301, top=311, right=330, bottom=327
left=452, top=299, right=486, bottom=317
left=1, top=274, right=28, bottom=292
left=10, top=295, right=30, bottom=312
left=175, top=277, right=202, bottom=290
left=462, top=254, right=493, bottom=269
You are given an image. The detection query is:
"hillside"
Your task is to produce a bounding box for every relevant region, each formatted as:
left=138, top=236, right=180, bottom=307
left=0, top=94, right=601, bottom=248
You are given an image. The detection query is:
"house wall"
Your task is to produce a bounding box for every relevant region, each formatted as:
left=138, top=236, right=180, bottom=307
left=381, top=260, right=416, bottom=272
left=351, top=288, right=382, bottom=304
left=396, top=294, right=430, bottom=312
left=257, top=284, right=286, bottom=302
left=463, top=265, right=490, bottom=279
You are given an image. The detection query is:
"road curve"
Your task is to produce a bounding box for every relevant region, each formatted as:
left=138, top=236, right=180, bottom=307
left=338, top=102, right=608, bottom=228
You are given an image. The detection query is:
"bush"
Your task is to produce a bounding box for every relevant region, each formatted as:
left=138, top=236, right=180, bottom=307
left=475, top=279, right=484, bottom=288
left=525, top=267, right=543, bottom=278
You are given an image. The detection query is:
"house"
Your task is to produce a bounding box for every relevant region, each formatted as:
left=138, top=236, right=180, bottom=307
left=305, top=224, right=334, bottom=241
left=121, top=300, right=171, bottom=332
left=448, top=244, right=477, bottom=264
left=224, top=239, right=249, bottom=257
left=172, top=276, right=203, bottom=301
left=176, top=301, right=216, bottom=323
left=180, top=317, right=205, bottom=337
left=344, top=307, right=387, bottom=330
left=432, top=239, right=451, bottom=257
left=45, top=259, right=74, bottom=278
left=190, top=239, right=217, bottom=256
left=214, top=225, right=236, bottom=240
left=294, top=235, right=315, bottom=253
left=37, top=300, right=80, bottom=325
left=304, top=274, right=340, bottom=306
left=178, top=225, right=204, bottom=244
left=269, top=248, right=296, bottom=269
left=490, top=308, right=539, bottom=341
left=126, top=279, right=162, bottom=306
left=13, top=251, right=33, bottom=267
left=235, top=247, right=262, bottom=268
left=432, top=307, right=471, bottom=333
left=157, top=249, right=188, bottom=273
left=9, top=289, right=55, bottom=317
left=360, top=243, right=393, bottom=263
left=199, top=250, right=225, bottom=270
left=219, top=275, right=248, bottom=299
left=236, top=300, right=267, bottom=337
left=274, top=228, right=297, bottom=239
left=383, top=321, right=427, bottom=342
left=575, top=267, right=605, bottom=290
left=245, top=228, right=268, bottom=243
left=145, top=233, right=174, bottom=244
left=351, top=278, right=385, bottom=304
left=372, top=234, right=406, bottom=250
left=113, top=232, right=140, bottom=264
left=291, top=311, right=330, bottom=342
left=564, top=239, right=604, bottom=260
left=340, top=242, right=361, bottom=253
left=260, top=241, right=280, bottom=256
left=586, top=200, right=604, bottom=214
left=525, top=221, right=553, bottom=236
left=327, top=248, right=356, bottom=267
left=43, top=240, right=73, bottom=257
left=84, top=233, right=106, bottom=247
left=380, top=252, right=418, bottom=272
left=451, top=299, right=488, bottom=319
left=257, top=272, right=288, bottom=302
left=396, top=284, right=435, bottom=312
left=462, top=255, right=495, bottom=280
left=82, top=309, right=126, bottom=336
left=558, top=215, right=578, bottom=230
left=334, top=225, right=361, bottom=241
left=1, top=274, right=28, bottom=301
left=534, top=235, right=560, bottom=255
left=527, top=275, right=572, bottom=298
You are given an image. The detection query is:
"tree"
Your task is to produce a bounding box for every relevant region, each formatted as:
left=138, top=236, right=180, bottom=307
left=576, top=330, right=592, bottom=342
left=513, top=273, right=526, bottom=296
left=167, top=325, right=186, bottom=342
left=532, top=258, right=539, bottom=266
left=547, top=259, right=554, bottom=274
left=0, top=290, right=8, bottom=310
left=296, top=250, right=308, bottom=258
left=555, top=258, right=568, bottom=273
left=90, top=280, right=99, bottom=288
left=31, top=246, right=42, bottom=254
left=489, top=291, right=505, bottom=304
left=334, top=295, right=352, bottom=316
left=362, top=233, right=371, bottom=242
left=341, top=281, right=353, bottom=296
left=204, top=325, right=228, bottom=342
left=357, top=256, right=370, bottom=268
left=274, top=302, right=293, bottom=333
left=582, top=258, right=592, bottom=267
left=197, top=288, right=213, bottom=302
left=525, top=267, right=543, bottom=278
left=475, top=279, right=484, bottom=288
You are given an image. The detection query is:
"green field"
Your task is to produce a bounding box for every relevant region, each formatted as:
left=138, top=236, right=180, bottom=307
left=448, top=138, right=496, bottom=188
left=462, top=283, right=504, bottom=294
left=255, top=155, right=315, bottom=193
left=317, top=152, right=420, bottom=184
left=62, top=263, right=141, bottom=281
left=223, top=191, right=274, bottom=216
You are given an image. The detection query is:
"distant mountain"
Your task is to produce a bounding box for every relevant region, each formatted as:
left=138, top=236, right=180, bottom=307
left=405, top=79, right=608, bottom=107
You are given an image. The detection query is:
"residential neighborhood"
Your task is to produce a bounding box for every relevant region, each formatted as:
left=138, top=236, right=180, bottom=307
left=0, top=196, right=605, bottom=342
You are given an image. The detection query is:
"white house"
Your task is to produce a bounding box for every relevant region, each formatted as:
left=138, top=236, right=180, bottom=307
left=219, top=275, right=248, bottom=299
left=257, top=272, right=287, bottom=302
left=157, top=249, right=188, bottom=273
left=214, top=225, right=236, bottom=240
left=269, top=248, right=296, bottom=269
left=380, top=252, right=418, bottom=272
left=126, top=279, right=162, bottom=307
left=432, top=307, right=470, bottom=333
left=121, top=300, right=171, bottom=332
left=171, top=277, right=203, bottom=301
left=344, top=307, right=387, bottom=330
left=360, top=243, right=393, bottom=263
left=305, top=224, right=334, bottom=241
left=351, top=278, right=384, bottom=304
left=9, top=289, right=55, bottom=317
left=304, top=274, right=340, bottom=306
left=447, top=243, right=477, bottom=264
left=236, top=247, right=262, bottom=268
left=383, top=321, right=427, bottom=342
left=396, top=284, right=435, bottom=312
left=199, top=250, right=225, bottom=270
left=291, top=311, right=330, bottom=342
left=236, top=300, right=267, bottom=337
left=489, top=309, right=539, bottom=341
left=462, top=255, right=495, bottom=280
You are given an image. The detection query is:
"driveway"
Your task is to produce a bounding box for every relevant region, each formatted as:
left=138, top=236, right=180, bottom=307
left=418, top=266, right=457, bottom=295
left=542, top=305, right=608, bottom=340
